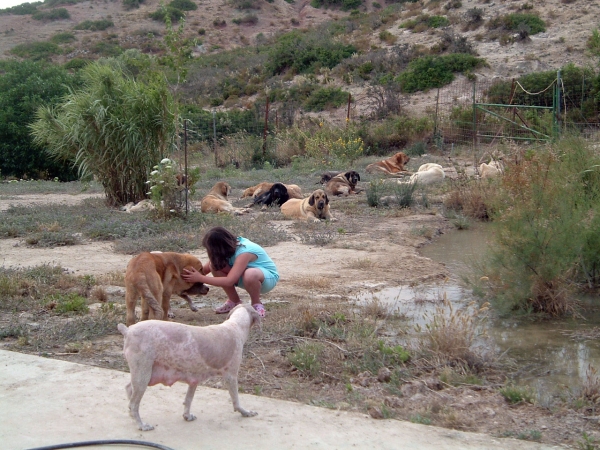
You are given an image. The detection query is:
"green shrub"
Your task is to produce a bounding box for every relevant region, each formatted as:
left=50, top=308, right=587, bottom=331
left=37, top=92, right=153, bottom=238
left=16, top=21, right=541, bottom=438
left=396, top=53, right=486, bottom=92
left=90, top=41, right=123, bottom=57
left=303, top=86, right=349, bottom=111
left=74, top=19, right=114, bottom=31
left=149, top=6, right=185, bottom=22
left=232, top=14, right=258, bottom=25
left=32, top=8, right=69, bottom=21
left=310, top=0, right=362, bottom=10
left=169, top=0, right=197, bottom=10
left=0, top=2, right=41, bottom=15
left=10, top=41, right=61, bottom=60
left=63, top=58, right=91, bottom=71
left=50, top=32, right=76, bottom=44
left=488, top=12, right=546, bottom=35
left=266, top=29, right=356, bottom=75
left=123, top=0, right=145, bottom=9
left=427, top=15, right=449, bottom=28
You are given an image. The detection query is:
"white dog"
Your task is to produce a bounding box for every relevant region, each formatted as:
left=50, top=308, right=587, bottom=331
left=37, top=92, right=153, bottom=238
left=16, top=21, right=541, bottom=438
left=118, top=304, right=261, bottom=431
left=479, top=160, right=504, bottom=179
left=399, top=164, right=445, bottom=186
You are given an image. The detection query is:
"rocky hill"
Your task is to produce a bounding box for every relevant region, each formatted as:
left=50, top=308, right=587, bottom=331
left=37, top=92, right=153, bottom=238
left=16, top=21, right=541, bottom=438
left=0, top=0, right=598, bottom=120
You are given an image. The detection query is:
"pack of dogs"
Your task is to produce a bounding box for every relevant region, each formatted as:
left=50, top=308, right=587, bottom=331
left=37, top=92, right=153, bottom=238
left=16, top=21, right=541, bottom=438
left=118, top=150, right=503, bottom=431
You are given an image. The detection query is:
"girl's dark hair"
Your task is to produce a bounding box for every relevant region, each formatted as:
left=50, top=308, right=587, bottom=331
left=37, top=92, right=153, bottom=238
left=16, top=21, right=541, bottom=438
left=202, top=227, right=239, bottom=271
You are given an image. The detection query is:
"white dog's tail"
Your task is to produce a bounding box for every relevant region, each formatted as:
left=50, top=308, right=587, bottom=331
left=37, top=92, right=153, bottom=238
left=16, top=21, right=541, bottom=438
left=117, top=323, right=128, bottom=336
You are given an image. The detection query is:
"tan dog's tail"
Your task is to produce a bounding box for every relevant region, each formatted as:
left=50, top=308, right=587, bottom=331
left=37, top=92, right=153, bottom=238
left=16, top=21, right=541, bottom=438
left=118, top=323, right=128, bottom=336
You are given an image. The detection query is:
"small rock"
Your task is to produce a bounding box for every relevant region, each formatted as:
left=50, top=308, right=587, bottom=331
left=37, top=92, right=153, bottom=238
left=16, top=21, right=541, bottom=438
left=368, top=406, right=384, bottom=419
left=377, top=367, right=392, bottom=383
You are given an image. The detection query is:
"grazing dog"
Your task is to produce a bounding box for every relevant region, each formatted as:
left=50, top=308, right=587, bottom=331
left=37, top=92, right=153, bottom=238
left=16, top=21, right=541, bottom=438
left=118, top=304, right=261, bottom=431
left=365, top=152, right=411, bottom=176
left=325, top=170, right=361, bottom=196
left=241, top=182, right=302, bottom=200
left=252, top=182, right=290, bottom=209
left=125, top=252, right=209, bottom=326
left=201, top=181, right=249, bottom=215
left=280, top=189, right=336, bottom=222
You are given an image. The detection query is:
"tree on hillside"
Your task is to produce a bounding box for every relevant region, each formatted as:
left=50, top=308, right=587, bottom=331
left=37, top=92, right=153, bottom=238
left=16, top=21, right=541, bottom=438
left=0, top=60, right=80, bottom=180
left=30, top=58, right=175, bottom=206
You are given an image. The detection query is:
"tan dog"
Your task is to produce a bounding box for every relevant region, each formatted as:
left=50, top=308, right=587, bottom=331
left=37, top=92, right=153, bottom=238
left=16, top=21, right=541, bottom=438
left=125, top=252, right=209, bottom=326
left=241, top=182, right=303, bottom=200
left=201, top=181, right=249, bottom=215
left=325, top=170, right=361, bottom=196
left=280, top=189, right=336, bottom=222
left=118, top=304, right=260, bottom=431
left=365, top=152, right=411, bottom=176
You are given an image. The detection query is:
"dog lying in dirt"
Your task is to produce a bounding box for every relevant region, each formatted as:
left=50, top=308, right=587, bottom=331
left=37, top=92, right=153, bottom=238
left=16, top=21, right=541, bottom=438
left=365, top=152, right=411, bottom=176
left=399, top=163, right=445, bottom=186
left=252, top=182, right=290, bottom=209
left=280, top=189, right=336, bottom=222
left=325, top=170, right=361, bottom=196
left=118, top=304, right=261, bottom=431
left=241, top=182, right=303, bottom=200
left=201, top=181, right=249, bottom=215
left=125, top=252, right=209, bottom=326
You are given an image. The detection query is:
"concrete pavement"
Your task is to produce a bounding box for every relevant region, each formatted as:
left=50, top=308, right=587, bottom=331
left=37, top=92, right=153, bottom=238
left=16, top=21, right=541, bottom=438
left=0, top=350, right=558, bottom=450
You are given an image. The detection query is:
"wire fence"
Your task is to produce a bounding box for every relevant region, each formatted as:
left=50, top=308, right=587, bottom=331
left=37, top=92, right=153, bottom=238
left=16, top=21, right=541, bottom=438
left=180, top=71, right=600, bottom=168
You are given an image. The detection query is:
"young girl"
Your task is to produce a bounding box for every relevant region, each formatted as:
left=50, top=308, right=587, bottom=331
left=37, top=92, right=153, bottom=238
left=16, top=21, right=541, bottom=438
left=181, top=226, right=278, bottom=318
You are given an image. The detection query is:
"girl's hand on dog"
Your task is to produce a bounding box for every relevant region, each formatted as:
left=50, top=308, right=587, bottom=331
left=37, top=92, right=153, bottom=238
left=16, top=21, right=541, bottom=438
left=182, top=267, right=203, bottom=283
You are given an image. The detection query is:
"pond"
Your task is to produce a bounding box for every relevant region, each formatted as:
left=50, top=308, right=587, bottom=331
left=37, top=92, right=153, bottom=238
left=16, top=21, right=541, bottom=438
left=359, top=223, right=600, bottom=403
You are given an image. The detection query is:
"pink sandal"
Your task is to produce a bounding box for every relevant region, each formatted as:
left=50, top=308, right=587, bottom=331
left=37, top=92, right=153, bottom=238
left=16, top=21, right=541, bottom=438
left=252, top=303, right=266, bottom=318
left=215, top=300, right=240, bottom=314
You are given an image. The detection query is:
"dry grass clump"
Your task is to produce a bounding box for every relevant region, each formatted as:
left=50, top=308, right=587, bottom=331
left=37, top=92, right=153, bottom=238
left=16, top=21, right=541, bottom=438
left=415, top=297, right=491, bottom=371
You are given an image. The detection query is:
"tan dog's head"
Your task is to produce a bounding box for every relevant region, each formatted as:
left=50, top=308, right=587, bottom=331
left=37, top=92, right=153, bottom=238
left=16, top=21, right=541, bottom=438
left=394, top=152, right=410, bottom=168
left=343, top=170, right=360, bottom=187
left=308, top=189, right=329, bottom=212
left=180, top=255, right=209, bottom=296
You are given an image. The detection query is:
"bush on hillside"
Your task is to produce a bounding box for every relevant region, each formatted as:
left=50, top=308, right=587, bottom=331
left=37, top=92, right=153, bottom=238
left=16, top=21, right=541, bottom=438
left=396, top=53, right=485, bottom=93
left=32, top=8, right=69, bottom=21
left=149, top=6, right=185, bottom=23
left=303, top=87, right=349, bottom=111
left=10, top=41, right=62, bottom=60
left=0, top=2, right=41, bottom=15
left=50, top=32, right=76, bottom=44
left=123, top=0, right=145, bottom=9
left=487, top=12, right=545, bottom=35
left=266, top=30, right=356, bottom=75
left=169, top=0, right=197, bottom=11
left=74, top=19, right=114, bottom=31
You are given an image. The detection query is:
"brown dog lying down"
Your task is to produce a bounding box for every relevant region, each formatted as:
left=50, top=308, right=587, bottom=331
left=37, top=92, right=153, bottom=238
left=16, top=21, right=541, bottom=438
left=125, top=252, right=209, bottom=326
left=201, top=181, right=249, bottom=215
left=325, top=170, right=362, bottom=196
left=118, top=304, right=261, bottom=431
left=365, top=152, right=411, bottom=176
left=241, top=182, right=303, bottom=200
left=280, top=189, right=336, bottom=222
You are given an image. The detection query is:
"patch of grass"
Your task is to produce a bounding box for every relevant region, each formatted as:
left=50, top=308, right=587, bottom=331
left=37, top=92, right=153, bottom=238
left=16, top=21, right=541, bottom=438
left=47, top=292, right=89, bottom=315
left=499, top=383, right=536, bottom=404
left=288, top=342, right=324, bottom=377
left=50, top=32, right=76, bottom=44
left=410, top=413, right=432, bottom=425
left=32, top=7, right=69, bottom=21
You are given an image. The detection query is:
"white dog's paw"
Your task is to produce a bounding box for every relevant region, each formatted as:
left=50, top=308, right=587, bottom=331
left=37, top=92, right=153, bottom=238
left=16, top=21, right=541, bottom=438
left=190, top=305, right=198, bottom=312
left=183, top=413, right=197, bottom=422
left=140, top=423, right=155, bottom=431
left=167, top=311, right=175, bottom=319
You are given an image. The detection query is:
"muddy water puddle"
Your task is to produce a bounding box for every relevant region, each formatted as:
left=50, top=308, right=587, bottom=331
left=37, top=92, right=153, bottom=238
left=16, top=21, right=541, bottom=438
left=358, top=224, right=600, bottom=400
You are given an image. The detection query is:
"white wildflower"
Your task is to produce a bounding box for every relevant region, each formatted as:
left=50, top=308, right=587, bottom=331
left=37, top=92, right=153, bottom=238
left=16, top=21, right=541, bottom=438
left=150, top=170, right=159, bottom=176
left=161, top=158, right=172, bottom=164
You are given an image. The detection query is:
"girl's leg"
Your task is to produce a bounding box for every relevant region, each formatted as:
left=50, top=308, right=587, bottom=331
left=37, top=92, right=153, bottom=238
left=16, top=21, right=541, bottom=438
left=240, top=268, right=265, bottom=306
left=211, top=265, right=241, bottom=304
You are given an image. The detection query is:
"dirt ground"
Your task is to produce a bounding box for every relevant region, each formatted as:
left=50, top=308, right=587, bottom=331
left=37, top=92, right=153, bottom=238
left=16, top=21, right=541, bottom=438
left=1, top=190, right=599, bottom=448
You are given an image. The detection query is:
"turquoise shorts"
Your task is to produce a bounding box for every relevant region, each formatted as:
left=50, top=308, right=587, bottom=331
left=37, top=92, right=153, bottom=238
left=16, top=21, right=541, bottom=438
left=237, top=268, right=278, bottom=294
